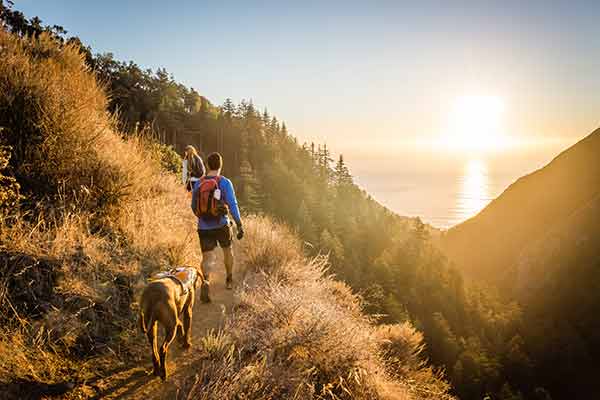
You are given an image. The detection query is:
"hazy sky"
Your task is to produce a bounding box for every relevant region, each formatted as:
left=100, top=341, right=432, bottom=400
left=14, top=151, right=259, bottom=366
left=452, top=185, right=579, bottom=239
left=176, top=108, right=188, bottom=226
left=14, top=0, right=600, bottom=158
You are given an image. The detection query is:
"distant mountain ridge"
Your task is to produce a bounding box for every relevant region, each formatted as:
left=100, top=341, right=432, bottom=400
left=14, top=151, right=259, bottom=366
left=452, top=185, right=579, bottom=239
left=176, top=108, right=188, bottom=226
left=441, top=128, right=600, bottom=287
left=441, top=128, right=600, bottom=396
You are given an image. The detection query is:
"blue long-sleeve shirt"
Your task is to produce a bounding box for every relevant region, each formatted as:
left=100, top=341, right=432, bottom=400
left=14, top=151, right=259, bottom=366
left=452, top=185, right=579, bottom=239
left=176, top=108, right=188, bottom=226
left=192, top=176, right=242, bottom=230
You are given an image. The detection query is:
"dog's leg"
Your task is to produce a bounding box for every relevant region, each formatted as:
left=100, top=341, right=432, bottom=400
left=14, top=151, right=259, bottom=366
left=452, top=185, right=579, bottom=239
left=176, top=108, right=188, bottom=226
left=147, top=317, right=160, bottom=377
left=178, top=294, right=194, bottom=349
left=182, top=302, right=193, bottom=349
left=176, top=321, right=185, bottom=340
left=159, top=321, right=178, bottom=381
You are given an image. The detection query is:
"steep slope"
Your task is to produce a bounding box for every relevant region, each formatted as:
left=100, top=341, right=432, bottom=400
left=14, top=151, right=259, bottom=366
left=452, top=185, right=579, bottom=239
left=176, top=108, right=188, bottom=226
left=514, top=191, right=600, bottom=293
left=441, top=128, right=600, bottom=286
left=441, top=129, right=600, bottom=398
left=514, top=192, right=600, bottom=397
left=0, top=28, right=200, bottom=398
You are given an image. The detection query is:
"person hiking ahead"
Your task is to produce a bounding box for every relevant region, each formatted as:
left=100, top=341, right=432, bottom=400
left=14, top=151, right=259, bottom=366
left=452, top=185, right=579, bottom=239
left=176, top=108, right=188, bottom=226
left=191, top=152, right=243, bottom=301
left=182, top=145, right=205, bottom=192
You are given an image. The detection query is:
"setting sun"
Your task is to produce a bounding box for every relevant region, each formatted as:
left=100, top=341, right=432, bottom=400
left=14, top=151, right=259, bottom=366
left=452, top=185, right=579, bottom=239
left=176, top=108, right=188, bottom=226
left=447, top=95, right=508, bottom=152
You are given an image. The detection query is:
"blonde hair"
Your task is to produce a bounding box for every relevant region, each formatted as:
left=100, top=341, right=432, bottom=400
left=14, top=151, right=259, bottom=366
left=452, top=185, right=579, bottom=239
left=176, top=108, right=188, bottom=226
left=185, top=145, right=199, bottom=161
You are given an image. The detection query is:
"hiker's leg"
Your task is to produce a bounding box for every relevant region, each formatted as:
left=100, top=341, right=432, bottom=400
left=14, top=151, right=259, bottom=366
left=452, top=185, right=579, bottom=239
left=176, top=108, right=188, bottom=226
left=217, top=225, right=234, bottom=288
left=201, top=250, right=217, bottom=282
left=200, top=250, right=216, bottom=302
left=223, top=245, right=234, bottom=282
left=198, top=230, right=217, bottom=302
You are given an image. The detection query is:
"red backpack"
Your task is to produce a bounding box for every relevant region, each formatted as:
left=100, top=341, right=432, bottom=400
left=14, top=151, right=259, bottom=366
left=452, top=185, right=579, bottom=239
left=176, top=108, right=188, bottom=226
left=193, top=176, right=228, bottom=219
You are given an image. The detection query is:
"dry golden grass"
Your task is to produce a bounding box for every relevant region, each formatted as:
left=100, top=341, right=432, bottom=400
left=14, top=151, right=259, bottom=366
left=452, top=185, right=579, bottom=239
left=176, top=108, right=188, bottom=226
left=182, top=216, right=454, bottom=400
left=0, top=29, right=199, bottom=392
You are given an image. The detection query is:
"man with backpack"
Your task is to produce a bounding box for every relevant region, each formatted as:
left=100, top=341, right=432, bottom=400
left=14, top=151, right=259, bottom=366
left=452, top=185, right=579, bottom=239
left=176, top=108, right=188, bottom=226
left=191, top=152, right=244, bottom=302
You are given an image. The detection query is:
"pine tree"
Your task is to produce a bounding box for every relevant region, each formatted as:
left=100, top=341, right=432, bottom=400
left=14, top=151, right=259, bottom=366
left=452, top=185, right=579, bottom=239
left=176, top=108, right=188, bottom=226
left=232, top=127, right=260, bottom=212
left=235, top=99, right=248, bottom=119
left=269, top=116, right=279, bottom=136
left=245, top=99, right=256, bottom=119
left=222, top=98, right=235, bottom=120
left=320, top=228, right=344, bottom=264
left=317, top=143, right=333, bottom=179
left=262, top=108, right=270, bottom=126
left=239, top=159, right=261, bottom=212
left=296, top=199, right=316, bottom=244
left=184, top=88, right=201, bottom=113
left=334, top=154, right=352, bottom=187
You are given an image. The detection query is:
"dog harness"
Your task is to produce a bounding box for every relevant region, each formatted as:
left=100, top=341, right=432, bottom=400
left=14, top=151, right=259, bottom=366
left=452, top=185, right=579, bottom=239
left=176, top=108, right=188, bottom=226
left=150, top=266, right=198, bottom=296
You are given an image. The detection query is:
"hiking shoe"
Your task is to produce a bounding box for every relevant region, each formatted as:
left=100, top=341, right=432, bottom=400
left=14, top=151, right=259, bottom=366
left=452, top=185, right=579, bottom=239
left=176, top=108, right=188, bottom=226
left=200, top=280, right=211, bottom=303
left=226, top=276, right=233, bottom=290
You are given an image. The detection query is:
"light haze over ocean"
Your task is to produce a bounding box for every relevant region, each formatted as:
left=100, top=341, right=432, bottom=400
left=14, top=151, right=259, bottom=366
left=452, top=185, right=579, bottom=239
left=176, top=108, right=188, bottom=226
left=349, top=141, right=571, bottom=229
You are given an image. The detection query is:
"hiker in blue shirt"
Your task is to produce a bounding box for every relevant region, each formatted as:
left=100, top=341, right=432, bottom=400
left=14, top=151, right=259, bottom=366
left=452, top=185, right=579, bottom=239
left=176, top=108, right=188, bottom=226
left=191, top=152, right=243, bottom=302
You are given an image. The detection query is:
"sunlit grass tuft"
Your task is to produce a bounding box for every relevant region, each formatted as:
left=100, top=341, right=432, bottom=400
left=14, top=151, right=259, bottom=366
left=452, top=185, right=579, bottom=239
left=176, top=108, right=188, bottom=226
left=182, top=215, right=454, bottom=400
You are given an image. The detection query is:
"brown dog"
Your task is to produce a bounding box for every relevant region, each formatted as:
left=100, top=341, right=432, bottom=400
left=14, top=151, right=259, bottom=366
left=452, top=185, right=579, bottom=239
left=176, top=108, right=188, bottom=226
left=139, top=266, right=200, bottom=380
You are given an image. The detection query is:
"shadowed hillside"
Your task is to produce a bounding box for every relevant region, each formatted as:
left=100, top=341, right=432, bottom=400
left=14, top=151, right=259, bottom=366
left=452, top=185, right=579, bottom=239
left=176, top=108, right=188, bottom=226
left=442, top=128, right=600, bottom=287
left=441, top=129, right=600, bottom=397
left=0, top=28, right=453, bottom=400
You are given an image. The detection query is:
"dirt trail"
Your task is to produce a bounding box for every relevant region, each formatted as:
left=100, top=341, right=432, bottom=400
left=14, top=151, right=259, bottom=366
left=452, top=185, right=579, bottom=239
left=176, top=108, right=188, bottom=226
left=87, top=262, right=236, bottom=400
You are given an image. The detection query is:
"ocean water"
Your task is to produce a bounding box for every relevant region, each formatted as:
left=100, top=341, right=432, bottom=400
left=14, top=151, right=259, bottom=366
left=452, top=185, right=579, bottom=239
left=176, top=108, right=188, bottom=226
left=348, top=145, right=567, bottom=229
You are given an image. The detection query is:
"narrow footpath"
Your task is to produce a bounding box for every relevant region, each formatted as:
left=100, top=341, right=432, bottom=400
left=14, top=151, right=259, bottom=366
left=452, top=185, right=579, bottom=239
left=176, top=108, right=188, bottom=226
left=88, top=268, right=235, bottom=400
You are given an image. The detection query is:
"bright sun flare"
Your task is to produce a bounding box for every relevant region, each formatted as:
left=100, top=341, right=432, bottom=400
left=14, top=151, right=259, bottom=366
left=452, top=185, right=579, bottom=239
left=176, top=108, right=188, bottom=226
left=446, top=95, right=508, bottom=153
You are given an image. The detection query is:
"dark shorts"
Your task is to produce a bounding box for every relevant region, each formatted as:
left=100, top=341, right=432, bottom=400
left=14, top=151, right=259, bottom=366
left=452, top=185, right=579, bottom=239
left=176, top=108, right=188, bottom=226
left=198, top=225, right=232, bottom=252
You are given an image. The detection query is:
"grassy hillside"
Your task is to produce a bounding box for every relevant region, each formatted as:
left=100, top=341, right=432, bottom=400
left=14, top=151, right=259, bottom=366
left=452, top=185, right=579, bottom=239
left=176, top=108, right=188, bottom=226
left=0, top=28, right=200, bottom=396
left=0, top=29, right=452, bottom=399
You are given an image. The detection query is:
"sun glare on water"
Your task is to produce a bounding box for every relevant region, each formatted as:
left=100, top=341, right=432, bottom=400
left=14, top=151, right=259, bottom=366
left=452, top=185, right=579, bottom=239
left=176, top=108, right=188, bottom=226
left=444, top=95, right=509, bottom=153
left=455, top=159, right=492, bottom=223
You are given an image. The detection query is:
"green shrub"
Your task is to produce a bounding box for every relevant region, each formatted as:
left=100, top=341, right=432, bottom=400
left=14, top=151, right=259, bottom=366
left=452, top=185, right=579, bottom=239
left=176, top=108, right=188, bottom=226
left=145, top=140, right=182, bottom=175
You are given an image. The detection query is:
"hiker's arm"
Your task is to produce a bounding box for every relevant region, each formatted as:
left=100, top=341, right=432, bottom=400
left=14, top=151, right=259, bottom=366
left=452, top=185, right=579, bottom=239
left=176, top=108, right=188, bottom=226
left=182, top=159, right=188, bottom=184
left=224, top=179, right=242, bottom=226
left=197, top=156, right=206, bottom=177
left=190, top=181, right=199, bottom=213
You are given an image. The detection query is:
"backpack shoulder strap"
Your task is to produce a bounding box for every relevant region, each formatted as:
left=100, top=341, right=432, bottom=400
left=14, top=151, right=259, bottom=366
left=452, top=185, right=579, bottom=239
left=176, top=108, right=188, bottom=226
left=202, top=175, right=220, bottom=183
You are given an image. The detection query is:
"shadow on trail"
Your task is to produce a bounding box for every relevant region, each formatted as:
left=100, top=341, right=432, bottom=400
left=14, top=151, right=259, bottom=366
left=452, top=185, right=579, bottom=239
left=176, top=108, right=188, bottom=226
left=87, top=260, right=235, bottom=400
left=0, top=379, right=76, bottom=400
left=90, top=368, right=152, bottom=400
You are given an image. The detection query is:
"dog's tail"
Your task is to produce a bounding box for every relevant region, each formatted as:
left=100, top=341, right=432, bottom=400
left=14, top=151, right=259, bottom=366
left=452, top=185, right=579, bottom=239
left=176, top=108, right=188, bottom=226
left=139, top=308, right=147, bottom=333
left=140, top=306, right=156, bottom=334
